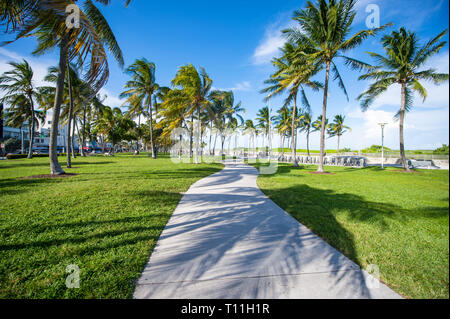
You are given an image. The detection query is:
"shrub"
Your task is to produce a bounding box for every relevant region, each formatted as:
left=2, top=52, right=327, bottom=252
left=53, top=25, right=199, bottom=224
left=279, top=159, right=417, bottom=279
left=361, top=145, right=392, bottom=153
left=433, top=144, right=449, bottom=155
left=0, top=138, right=21, bottom=153
left=6, top=153, right=80, bottom=159
left=6, top=154, right=47, bottom=159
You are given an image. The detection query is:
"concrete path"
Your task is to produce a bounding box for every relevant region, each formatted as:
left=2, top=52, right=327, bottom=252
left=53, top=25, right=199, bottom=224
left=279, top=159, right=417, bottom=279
left=134, top=162, right=401, bottom=299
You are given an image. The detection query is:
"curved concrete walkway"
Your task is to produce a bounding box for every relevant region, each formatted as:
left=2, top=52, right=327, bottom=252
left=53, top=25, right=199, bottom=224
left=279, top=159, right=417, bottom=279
left=133, top=162, right=401, bottom=299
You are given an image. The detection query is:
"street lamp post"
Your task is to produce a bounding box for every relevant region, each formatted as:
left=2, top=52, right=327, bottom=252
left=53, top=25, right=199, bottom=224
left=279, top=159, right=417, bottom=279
left=378, top=123, right=387, bottom=169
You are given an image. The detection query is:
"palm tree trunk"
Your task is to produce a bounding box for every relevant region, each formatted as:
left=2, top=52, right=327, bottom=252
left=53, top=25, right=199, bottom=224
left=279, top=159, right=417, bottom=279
left=400, top=83, right=410, bottom=172
left=148, top=98, right=156, bottom=159
left=179, top=134, right=182, bottom=160
left=66, top=60, right=74, bottom=168
left=280, top=135, right=284, bottom=156
left=136, top=114, right=140, bottom=154
left=292, top=93, right=298, bottom=166
left=49, top=35, right=68, bottom=175
left=71, top=117, right=76, bottom=158
left=194, top=104, right=200, bottom=164
left=27, top=125, right=32, bottom=159
left=209, top=122, right=213, bottom=155
left=80, top=105, right=87, bottom=157
left=337, top=134, right=340, bottom=154
left=221, top=134, right=225, bottom=155
left=318, top=61, right=331, bottom=173
left=307, top=130, right=310, bottom=156
left=189, top=114, right=193, bottom=158
left=27, top=93, right=35, bottom=159
left=213, top=133, right=217, bottom=155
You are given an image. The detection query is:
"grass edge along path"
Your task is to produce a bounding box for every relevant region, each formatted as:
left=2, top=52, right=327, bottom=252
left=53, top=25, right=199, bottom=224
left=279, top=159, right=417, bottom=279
left=0, top=154, right=223, bottom=298
left=251, top=162, right=449, bottom=299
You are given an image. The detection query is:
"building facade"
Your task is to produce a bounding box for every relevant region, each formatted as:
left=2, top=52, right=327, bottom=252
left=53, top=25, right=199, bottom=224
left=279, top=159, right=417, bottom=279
left=1, top=110, right=80, bottom=153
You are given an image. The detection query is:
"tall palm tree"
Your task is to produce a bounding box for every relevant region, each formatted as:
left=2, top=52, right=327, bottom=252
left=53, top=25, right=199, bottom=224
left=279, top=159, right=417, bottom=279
left=2, top=0, right=128, bottom=174
left=222, top=91, right=245, bottom=156
left=158, top=89, right=190, bottom=160
left=208, top=90, right=228, bottom=155
left=358, top=28, right=449, bottom=171
left=327, top=115, right=351, bottom=153
left=0, top=60, right=39, bottom=159
left=120, top=58, right=159, bottom=158
left=243, top=119, right=258, bottom=156
left=124, top=95, right=145, bottom=154
left=299, top=111, right=313, bottom=156
left=274, top=106, right=291, bottom=155
left=262, top=41, right=322, bottom=166
left=256, top=106, right=275, bottom=155
left=284, top=0, right=388, bottom=172
left=171, top=64, right=213, bottom=164
left=42, top=64, right=86, bottom=166
left=223, top=91, right=245, bottom=123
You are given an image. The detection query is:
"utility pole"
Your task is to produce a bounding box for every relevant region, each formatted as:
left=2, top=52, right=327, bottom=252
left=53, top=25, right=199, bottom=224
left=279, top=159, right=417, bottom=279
left=378, top=123, right=387, bottom=169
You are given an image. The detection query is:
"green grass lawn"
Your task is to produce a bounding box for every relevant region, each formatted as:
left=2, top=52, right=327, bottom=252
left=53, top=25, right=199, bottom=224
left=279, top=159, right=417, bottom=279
left=0, top=154, right=223, bottom=298
left=253, top=163, right=449, bottom=299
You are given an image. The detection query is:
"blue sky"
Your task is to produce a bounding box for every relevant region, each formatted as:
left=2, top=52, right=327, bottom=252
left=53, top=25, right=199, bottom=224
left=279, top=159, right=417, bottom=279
left=1, top=0, right=449, bottom=150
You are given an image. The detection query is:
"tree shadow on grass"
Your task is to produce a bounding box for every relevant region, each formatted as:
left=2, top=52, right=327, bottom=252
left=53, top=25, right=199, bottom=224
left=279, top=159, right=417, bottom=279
left=259, top=184, right=449, bottom=265
left=0, top=161, right=114, bottom=170
left=0, top=178, right=57, bottom=195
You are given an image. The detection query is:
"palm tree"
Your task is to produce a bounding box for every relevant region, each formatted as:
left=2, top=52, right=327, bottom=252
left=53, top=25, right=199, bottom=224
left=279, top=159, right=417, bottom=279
left=312, top=115, right=328, bottom=132
left=358, top=28, right=449, bottom=171
left=327, top=115, right=351, bottom=153
left=208, top=90, right=228, bottom=155
left=284, top=0, right=388, bottom=172
left=256, top=106, right=275, bottom=155
left=299, top=111, right=313, bottom=156
left=3, top=95, right=46, bottom=155
left=41, top=64, right=86, bottom=166
left=120, top=59, right=159, bottom=159
left=262, top=41, right=322, bottom=166
left=274, top=106, right=291, bottom=155
left=2, top=0, right=128, bottom=174
left=0, top=60, right=39, bottom=159
left=222, top=91, right=245, bottom=156
left=171, top=64, right=213, bottom=164
left=243, top=119, right=258, bottom=156
left=158, top=88, right=192, bottom=159
left=124, top=95, right=145, bottom=155
left=94, top=106, right=134, bottom=155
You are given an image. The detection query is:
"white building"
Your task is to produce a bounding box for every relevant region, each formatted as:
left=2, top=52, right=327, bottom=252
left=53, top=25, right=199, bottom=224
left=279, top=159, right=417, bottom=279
left=2, top=110, right=80, bottom=153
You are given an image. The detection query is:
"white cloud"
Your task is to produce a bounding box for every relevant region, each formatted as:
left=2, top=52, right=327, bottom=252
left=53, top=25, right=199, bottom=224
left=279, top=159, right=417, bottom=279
left=0, top=47, right=55, bottom=88
left=98, top=88, right=124, bottom=108
left=213, top=81, right=252, bottom=92
left=252, top=16, right=295, bottom=65
left=343, top=105, right=449, bottom=150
